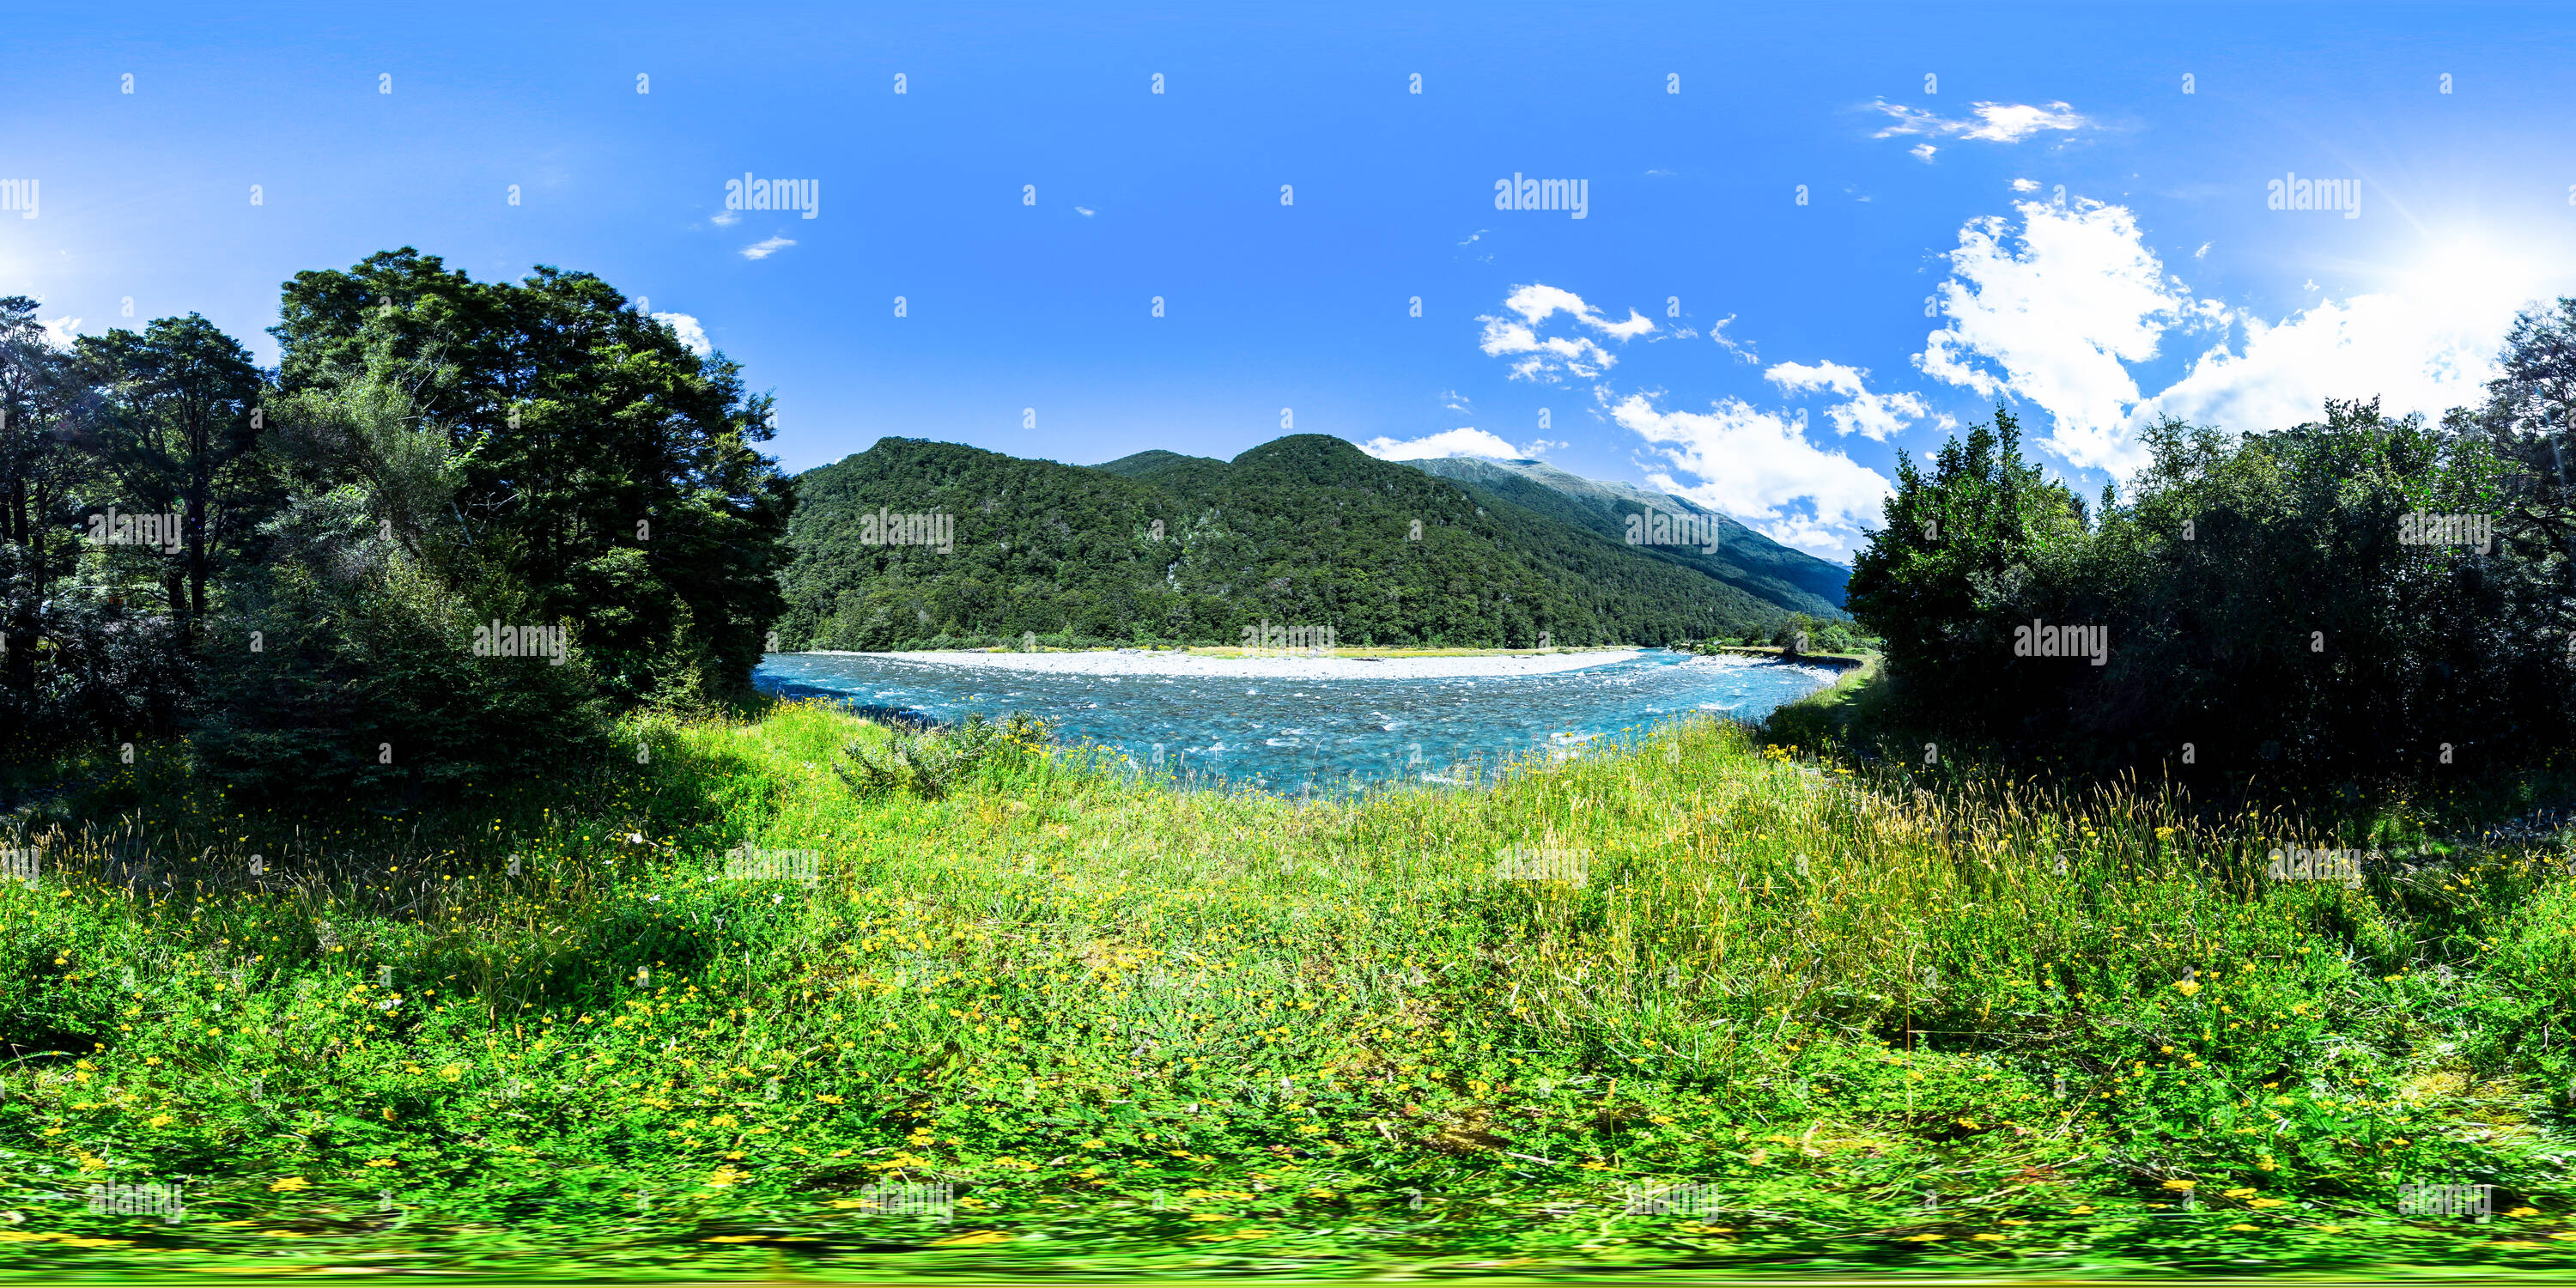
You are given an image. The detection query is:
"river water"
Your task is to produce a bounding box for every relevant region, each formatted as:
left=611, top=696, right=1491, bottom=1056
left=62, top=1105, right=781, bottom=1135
left=753, top=650, right=1837, bottom=797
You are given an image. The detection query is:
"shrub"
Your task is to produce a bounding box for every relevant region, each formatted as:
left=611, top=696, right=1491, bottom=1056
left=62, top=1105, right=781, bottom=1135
left=835, top=711, right=1050, bottom=799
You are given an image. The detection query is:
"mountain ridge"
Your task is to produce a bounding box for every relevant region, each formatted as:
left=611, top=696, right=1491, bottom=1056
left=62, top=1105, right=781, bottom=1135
left=774, top=434, right=1840, bottom=651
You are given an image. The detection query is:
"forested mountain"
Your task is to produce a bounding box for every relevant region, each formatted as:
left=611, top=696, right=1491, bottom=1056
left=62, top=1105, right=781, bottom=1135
left=1401, top=455, right=1850, bottom=618
left=775, top=434, right=1843, bottom=650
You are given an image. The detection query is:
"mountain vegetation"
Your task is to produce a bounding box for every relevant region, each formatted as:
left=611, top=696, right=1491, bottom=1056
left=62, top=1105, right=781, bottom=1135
left=776, top=434, right=1845, bottom=651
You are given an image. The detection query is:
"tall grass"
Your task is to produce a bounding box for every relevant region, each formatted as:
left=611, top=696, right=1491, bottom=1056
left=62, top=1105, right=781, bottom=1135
left=1, top=698, right=2573, bottom=1275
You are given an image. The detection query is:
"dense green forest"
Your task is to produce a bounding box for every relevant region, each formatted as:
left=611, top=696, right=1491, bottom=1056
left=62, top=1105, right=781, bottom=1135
left=0, top=250, right=792, bottom=799
left=775, top=434, right=1838, bottom=650
left=1839, top=297, right=2576, bottom=793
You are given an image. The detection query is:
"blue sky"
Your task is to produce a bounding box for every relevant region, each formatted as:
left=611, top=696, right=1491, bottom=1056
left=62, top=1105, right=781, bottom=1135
left=7, top=2, right=2574, bottom=560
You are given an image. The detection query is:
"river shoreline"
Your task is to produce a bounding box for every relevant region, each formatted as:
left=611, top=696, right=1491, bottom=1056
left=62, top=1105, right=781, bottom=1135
left=793, top=647, right=1652, bottom=681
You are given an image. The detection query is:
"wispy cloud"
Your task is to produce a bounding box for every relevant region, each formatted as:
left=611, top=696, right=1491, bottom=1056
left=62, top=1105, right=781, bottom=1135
left=1074, top=205, right=1097, bottom=217
left=712, top=209, right=740, bottom=228
left=740, top=235, right=796, bottom=260
left=1872, top=100, right=2094, bottom=147
left=1710, top=314, right=1758, bottom=364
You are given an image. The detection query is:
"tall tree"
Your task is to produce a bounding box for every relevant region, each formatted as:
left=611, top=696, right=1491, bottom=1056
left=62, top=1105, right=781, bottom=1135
left=72, top=314, right=267, bottom=648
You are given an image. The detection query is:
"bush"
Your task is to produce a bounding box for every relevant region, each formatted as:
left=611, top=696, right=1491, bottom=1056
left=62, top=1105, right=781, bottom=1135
left=835, top=711, right=1051, bottom=800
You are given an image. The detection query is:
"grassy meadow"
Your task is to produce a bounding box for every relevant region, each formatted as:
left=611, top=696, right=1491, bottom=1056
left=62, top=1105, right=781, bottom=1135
left=3, top=690, right=2576, bottom=1278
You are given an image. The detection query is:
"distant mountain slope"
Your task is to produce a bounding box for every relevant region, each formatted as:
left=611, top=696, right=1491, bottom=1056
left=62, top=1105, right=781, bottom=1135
left=1402, top=456, right=1850, bottom=617
left=776, top=435, right=1824, bottom=650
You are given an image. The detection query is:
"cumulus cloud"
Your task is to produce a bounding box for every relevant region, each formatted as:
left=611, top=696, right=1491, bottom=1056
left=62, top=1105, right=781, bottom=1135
left=1478, top=284, right=1659, bottom=381
left=1873, top=99, right=2094, bottom=145
left=1913, top=197, right=2557, bottom=478
left=2012, top=178, right=2040, bottom=192
left=1911, top=143, right=1938, bottom=163
left=740, top=235, right=796, bottom=260
left=652, top=312, right=712, bottom=356
left=1765, top=360, right=1929, bottom=440
left=1914, top=198, right=2219, bottom=473
left=39, top=315, right=81, bottom=347
left=1460, top=284, right=1903, bottom=556
left=2124, top=293, right=2513, bottom=443
left=1607, top=392, right=1893, bottom=558
left=1357, top=428, right=1544, bottom=461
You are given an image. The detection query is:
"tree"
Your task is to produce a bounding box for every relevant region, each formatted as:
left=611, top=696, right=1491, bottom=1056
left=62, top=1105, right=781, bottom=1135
left=270, top=250, right=793, bottom=703
left=71, top=314, right=268, bottom=649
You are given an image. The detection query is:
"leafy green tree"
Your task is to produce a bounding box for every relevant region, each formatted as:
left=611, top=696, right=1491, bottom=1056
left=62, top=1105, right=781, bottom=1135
left=270, top=250, right=793, bottom=703
left=1844, top=408, right=2089, bottom=721
left=70, top=314, right=268, bottom=649
left=193, top=379, right=613, bottom=800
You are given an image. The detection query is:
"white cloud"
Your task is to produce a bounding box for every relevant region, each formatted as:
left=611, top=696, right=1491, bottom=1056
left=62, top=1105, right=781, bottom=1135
left=1911, top=143, right=1938, bottom=163
left=2194, top=241, right=2211, bottom=259
left=1765, top=360, right=1929, bottom=440
left=1710, top=314, right=1759, bottom=364
left=1477, top=283, right=1659, bottom=382
left=2012, top=178, right=2040, bottom=193
left=1357, top=428, right=1543, bottom=461
left=1914, top=197, right=2561, bottom=477
left=740, top=236, right=796, bottom=260
left=1441, top=389, right=1474, bottom=413
left=2124, top=292, right=2513, bottom=444
left=652, top=312, right=712, bottom=356
left=1074, top=206, right=1096, bottom=216
left=39, top=315, right=81, bottom=347
left=712, top=210, right=740, bottom=228
left=1874, top=99, right=2095, bottom=144
left=1914, top=198, right=2217, bottom=473
left=1609, top=392, right=1893, bottom=557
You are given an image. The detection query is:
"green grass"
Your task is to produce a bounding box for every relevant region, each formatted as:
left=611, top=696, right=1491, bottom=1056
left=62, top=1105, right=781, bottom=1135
left=3, top=699, right=2575, bottom=1279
